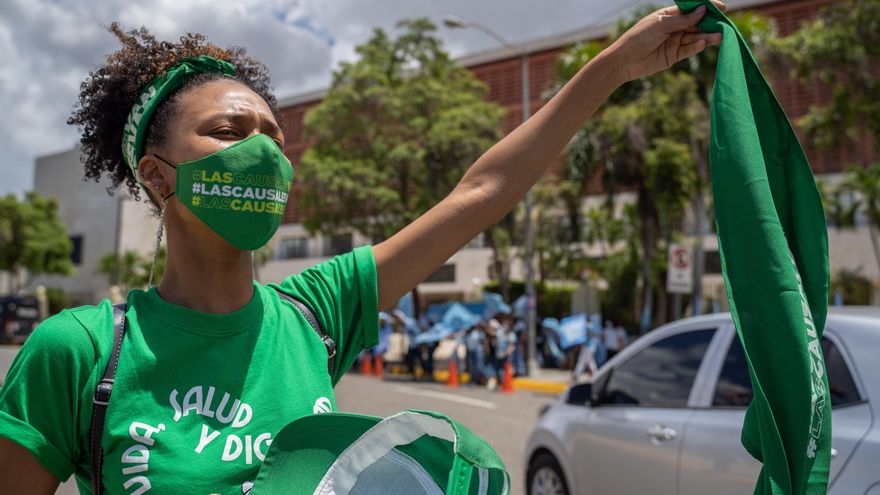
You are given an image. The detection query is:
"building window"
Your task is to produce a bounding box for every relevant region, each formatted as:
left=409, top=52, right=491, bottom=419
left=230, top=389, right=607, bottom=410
left=424, top=264, right=456, bottom=283
left=69, top=235, right=83, bottom=265
left=325, top=233, right=353, bottom=257
left=278, top=237, right=309, bottom=259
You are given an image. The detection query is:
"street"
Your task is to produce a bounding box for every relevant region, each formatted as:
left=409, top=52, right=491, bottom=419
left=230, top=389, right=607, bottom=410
left=40, top=365, right=555, bottom=494
left=336, top=374, right=553, bottom=495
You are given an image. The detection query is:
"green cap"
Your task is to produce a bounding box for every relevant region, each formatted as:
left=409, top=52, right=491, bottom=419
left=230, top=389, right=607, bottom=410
left=250, top=410, right=510, bottom=495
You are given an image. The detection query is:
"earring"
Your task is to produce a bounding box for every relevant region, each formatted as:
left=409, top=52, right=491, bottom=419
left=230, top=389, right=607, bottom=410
left=147, top=196, right=168, bottom=288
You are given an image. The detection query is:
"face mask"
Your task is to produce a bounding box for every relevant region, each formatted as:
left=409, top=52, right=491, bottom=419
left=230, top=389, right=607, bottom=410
left=156, top=133, right=293, bottom=250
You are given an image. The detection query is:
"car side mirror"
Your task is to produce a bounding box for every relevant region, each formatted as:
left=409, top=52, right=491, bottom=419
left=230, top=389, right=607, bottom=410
left=566, top=383, right=592, bottom=406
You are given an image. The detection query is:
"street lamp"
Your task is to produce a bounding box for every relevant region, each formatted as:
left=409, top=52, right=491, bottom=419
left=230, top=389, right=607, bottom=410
left=444, top=15, right=539, bottom=376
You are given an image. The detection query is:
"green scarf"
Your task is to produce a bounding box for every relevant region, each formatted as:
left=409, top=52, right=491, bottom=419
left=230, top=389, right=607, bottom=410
left=675, top=1, right=832, bottom=493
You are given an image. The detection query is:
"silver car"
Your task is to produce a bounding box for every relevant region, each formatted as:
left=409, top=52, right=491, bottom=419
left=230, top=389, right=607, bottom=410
left=525, top=308, right=880, bottom=495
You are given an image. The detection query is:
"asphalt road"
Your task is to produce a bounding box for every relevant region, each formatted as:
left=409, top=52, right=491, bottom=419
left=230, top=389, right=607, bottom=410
left=335, top=374, right=554, bottom=495
left=4, top=349, right=554, bottom=495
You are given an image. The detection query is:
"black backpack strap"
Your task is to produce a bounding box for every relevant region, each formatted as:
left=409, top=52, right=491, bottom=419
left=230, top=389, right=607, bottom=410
left=273, top=288, right=336, bottom=377
left=90, top=303, right=127, bottom=495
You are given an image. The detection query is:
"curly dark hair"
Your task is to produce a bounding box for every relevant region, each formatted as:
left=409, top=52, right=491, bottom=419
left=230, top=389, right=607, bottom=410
left=68, top=23, right=281, bottom=202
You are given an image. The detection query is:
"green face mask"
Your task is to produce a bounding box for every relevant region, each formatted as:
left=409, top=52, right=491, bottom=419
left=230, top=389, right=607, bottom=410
left=156, top=133, right=293, bottom=250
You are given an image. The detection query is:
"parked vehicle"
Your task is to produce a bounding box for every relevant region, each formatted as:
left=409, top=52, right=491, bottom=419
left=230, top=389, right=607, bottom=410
left=525, top=308, right=880, bottom=495
left=0, top=296, right=40, bottom=344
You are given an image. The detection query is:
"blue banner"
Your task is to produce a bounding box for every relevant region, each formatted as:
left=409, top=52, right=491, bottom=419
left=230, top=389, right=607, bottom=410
left=558, top=314, right=588, bottom=349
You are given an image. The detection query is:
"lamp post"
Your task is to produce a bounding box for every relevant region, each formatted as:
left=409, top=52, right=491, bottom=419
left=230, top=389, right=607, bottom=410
left=444, top=15, right=539, bottom=376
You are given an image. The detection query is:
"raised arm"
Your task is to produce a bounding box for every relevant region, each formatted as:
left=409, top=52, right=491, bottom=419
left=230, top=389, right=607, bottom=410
left=374, top=2, right=724, bottom=309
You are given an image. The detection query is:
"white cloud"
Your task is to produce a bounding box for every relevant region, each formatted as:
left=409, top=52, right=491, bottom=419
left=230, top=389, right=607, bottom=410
left=0, top=0, right=672, bottom=196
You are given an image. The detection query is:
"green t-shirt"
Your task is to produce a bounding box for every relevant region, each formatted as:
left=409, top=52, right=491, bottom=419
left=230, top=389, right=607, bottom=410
left=0, top=246, right=378, bottom=494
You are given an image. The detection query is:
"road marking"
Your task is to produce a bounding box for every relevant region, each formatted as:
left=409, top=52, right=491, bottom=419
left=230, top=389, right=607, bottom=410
left=394, top=386, right=498, bottom=410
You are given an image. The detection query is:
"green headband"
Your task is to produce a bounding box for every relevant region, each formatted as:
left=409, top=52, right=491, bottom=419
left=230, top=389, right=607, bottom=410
left=121, top=55, right=237, bottom=174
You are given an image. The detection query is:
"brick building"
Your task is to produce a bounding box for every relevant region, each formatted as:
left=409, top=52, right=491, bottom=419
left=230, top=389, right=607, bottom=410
left=252, top=0, right=880, bottom=304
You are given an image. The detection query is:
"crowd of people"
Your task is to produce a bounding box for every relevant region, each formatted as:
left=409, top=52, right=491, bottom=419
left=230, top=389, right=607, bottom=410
left=363, top=297, right=631, bottom=388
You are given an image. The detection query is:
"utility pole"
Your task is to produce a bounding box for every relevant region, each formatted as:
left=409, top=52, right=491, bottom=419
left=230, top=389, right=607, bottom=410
left=444, top=16, right=539, bottom=375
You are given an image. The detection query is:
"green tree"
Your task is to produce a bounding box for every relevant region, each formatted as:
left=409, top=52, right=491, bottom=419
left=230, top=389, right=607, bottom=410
left=0, top=192, right=73, bottom=294
left=532, top=181, right=585, bottom=283
left=775, top=0, right=880, bottom=276
left=772, top=0, right=880, bottom=164
left=588, top=203, right=642, bottom=328
left=298, top=18, right=506, bottom=305
left=552, top=6, right=775, bottom=328
left=830, top=268, right=872, bottom=306
left=97, top=248, right=166, bottom=293
left=252, top=245, right=275, bottom=283
left=837, top=165, right=880, bottom=271
left=817, top=180, right=852, bottom=228
left=570, top=68, right=706, bottom=327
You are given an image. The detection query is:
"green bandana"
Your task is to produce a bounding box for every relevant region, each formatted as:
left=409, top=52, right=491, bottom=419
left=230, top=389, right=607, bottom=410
left=674, top=1, right=832, bottom=494
left=121, top=55, right=237, bottom=175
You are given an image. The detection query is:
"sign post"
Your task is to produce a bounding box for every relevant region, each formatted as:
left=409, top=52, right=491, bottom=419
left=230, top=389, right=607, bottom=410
left=667, top=243, right=693, bottom=295
left=667, top=243, right=693, bottom=320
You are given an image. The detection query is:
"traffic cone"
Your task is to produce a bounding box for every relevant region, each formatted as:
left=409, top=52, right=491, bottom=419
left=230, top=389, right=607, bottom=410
left=446, top=357, right=460, bottom=388
left=360, top=352, right=374, bottom=375
left=501, top=361, right=515, bottom=394
left=373, top=354, right=384, bottom=377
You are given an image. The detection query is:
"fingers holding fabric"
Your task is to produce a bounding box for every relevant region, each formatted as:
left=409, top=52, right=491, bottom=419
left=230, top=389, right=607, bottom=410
left=682, top=32, right=723, bottom=46
left=669, top=32, right=721, bottom=64
left=657, top=1, right=728, bottom=33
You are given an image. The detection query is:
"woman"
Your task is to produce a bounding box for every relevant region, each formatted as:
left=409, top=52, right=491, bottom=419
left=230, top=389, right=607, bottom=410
left=0, top=3, right=723, bottom=492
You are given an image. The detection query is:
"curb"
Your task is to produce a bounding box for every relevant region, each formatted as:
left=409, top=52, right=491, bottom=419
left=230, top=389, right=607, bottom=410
left=512, top=378, right=568, bottom=395
left=427, top=370, right=568, bottom=395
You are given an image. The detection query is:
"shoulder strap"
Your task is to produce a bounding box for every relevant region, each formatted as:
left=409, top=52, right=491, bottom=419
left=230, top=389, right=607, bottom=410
left=273, top=288, right=336, bottom=377
left=90, top=302, right=127, bottom=495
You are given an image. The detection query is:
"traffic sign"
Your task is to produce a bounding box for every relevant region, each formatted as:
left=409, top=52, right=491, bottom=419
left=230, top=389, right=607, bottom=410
left=667, top=243, right=693, bottom=294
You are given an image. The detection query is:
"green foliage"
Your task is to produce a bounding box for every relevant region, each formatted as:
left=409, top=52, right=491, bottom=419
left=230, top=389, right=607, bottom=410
left=772, top=0, right=880, bottom=156
left=97, top=248, right=166, bottom=293
left=597, top=245, right=642, bottom=328
left=299, top=18, right=506, bottom=241
left=44, top=287, right=69, bottom=316
left=532, top=181, right=586, bottom=282
left=817, top=179, right=857, bottom=228
left=0, top=192, right=73, bottom=293
left=252, top=245, right=274, bottom=282
left=837, top=164, right=880, bottom=272
left=584, top=204, right=642, bottom=327
left=830, top=268, right=873, bottom=306
left=644, top=138, right=698, bottom=234
left=550, top=7, right=775, bottom=327
left=839, top=164, right=880, bottom=228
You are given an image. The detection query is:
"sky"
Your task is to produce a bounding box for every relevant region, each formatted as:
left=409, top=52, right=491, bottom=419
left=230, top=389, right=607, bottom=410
left=0, top=0, right=668, bottom=196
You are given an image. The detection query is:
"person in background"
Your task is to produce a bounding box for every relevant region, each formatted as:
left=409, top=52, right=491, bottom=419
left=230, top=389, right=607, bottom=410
left=571, top=317, right=605, bottom=380
left=483, top=314, right=502, bottom=390
left=417, top=320, right=437, bottom=381
left=465, top=323, right=488, bottom=386
left=589, top=316, right=608, bottom=368
left=603, top=319, right=629, bottom=360
left=511, top=315, right=527, bottom=376
left=490, top=314, right=517, bottom=387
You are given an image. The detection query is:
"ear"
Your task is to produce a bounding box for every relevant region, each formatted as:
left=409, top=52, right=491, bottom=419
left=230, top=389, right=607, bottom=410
left=137, top=154, right=175, bottom=201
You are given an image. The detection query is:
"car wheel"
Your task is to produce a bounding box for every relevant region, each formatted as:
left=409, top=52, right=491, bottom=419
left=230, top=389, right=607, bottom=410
left=527, top=452, right=569, bottom=495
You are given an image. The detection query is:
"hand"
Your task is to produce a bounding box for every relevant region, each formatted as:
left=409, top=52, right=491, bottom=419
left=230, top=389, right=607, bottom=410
left=608, top=1, right=726, bottom=83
